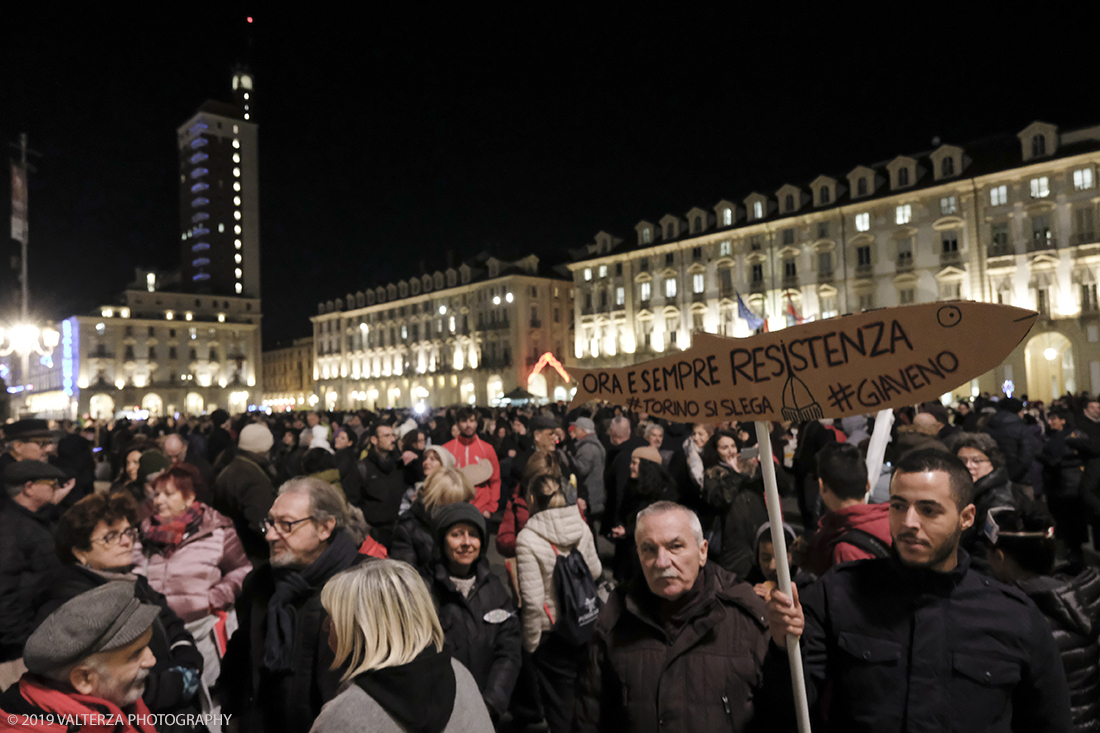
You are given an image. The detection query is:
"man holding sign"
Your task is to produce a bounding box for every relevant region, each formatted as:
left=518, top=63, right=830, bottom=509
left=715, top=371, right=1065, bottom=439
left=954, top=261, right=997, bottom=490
left=760, top=449, right=1070, bottom=732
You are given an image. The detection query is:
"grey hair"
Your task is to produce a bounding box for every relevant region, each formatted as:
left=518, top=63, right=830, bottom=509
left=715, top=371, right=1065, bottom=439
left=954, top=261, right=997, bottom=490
left=609, top=416, right=631, bottom=438
left=635, top=500, right=704, bottom=546
left=279, top=476, right=355, bottom=535
left=5, top=482, right=25, bottom=499
left=643, top=423, right=664, bottom=441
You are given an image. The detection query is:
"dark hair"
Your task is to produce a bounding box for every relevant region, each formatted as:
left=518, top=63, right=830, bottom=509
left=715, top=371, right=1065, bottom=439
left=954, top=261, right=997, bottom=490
left=701, top=430, right=740, bottom=470
left=400, top=429, right=424, bottom=452
left=635, top=460, right=676, bottom=502
left=893, top=448, right=973, bottom=509
left=1047, top=408, right=1074, bottom=428
left=454, top=407, right=478, bottom=424
left=944, top=431, right=1005, bottom=471
left=152, top=466, right=196, bottom=501
left=303, top=447, right=339, bottom=474
left=55, top=491, right=140, bottom=564
left=527, top=474, right=566, bottom=514
left=989, top=501, right=1057, bottom=575
left=816, top=443, right=868, bottom=501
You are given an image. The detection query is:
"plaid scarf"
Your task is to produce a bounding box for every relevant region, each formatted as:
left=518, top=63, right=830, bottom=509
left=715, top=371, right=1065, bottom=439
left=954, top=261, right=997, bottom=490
left=143, top=502, right=204, bottom=555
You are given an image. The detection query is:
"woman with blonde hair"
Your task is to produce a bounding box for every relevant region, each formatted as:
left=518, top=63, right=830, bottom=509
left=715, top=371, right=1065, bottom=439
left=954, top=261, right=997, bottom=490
left=390, top=465, right=475, bottom=580
left=514, top=472, right=601, bottom=733
left=310, top=559, right=493, bottom=733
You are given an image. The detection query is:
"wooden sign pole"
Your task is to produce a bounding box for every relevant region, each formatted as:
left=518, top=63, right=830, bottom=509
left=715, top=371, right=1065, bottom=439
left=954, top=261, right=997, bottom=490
left=755, top=421, right=812, bottom=733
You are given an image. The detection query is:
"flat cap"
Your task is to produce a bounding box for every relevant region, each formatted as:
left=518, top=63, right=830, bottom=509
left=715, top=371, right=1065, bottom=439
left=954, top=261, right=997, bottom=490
left=24, top=582, right=160, bottom=674
left=529, top=415, right=559, bottom=431
left=4, top=459, right=67, bottom=486
left=2, top=419, right=53, bottom=441
left=570, top=417, right=595, bottom=432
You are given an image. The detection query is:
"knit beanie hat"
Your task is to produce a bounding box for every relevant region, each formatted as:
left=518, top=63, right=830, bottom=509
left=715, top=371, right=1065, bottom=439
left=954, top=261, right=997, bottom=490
left=424, top=445, right=457, bottom=469
left=137, top=451, right=171, bottom=485
left=239, top=423, right=274, bottom=454
left=433, top=502, right=487, bottom=542
left=309, top=424, right=334, bottom=454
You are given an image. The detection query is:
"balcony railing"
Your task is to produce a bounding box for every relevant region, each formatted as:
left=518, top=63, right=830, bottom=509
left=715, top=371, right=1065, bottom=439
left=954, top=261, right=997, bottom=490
left=1072, top=232, right=1096, bottom=246
left=1028, top=236, right=1059, bottom=253
left=749, top=279, right=767, bottom=293
left=940, top=250, right=961, bottom=265
left=692, top=292, right=706, bottom=303
left=782, top=274, right=799, bottom=289
left=988, top=243, right=1013, bottom=257
left=896, top=255, right=913, bottom=272
left=818, top=269, right=834, bottom=283
left=855, top=263, right=873, bottom=278
left=529, top=319, right=542, bottom=328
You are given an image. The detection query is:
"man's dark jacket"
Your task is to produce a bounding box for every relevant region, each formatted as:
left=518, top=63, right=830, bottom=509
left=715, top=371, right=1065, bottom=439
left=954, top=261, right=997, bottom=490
left=431, top=557, right=521, bottom=717
left=982, top=409, right=1040, bottom=484
left=389, top=500, right=435, bottom=580
left=220, top=531, right=358, bottom=733
left=212, top=450, right=276, bottom=563
left=358, top=448, right=406, bottom=546
left=574, top=564, right=769, bottom=733
left=758, top=549, right=1071, bottom=733
left=0, top=499, right=60, bottom=662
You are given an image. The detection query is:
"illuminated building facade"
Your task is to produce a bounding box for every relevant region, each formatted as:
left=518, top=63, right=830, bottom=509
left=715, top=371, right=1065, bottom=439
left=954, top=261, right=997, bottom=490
left=569, top=120, right=1100, bottom=403
left=262, top=337, right=315, bottom=410
left=312, top=254, right=573, bottom=409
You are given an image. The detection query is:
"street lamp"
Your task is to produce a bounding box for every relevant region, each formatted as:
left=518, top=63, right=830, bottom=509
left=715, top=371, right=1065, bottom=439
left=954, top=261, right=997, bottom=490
left=0, top=323, right=59, bottom=358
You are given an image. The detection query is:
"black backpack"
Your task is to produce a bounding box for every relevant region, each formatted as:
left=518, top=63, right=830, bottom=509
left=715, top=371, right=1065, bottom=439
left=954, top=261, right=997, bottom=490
left=546, top=543, right=602, bottom=646
left=830, top=528, right=892, bottom=559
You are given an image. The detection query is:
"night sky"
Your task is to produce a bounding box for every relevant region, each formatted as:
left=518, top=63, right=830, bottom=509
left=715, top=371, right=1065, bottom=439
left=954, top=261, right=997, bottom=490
left=3, top=6, right=1097, bottom=346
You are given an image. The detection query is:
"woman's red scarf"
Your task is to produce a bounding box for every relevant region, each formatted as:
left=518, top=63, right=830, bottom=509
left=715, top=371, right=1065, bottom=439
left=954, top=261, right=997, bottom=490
left=142, top=502, right=204, bottom=555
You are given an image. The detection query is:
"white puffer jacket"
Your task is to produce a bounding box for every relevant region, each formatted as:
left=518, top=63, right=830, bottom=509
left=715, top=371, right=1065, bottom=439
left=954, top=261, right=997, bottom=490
left=515, top=506, right=602, bottom=652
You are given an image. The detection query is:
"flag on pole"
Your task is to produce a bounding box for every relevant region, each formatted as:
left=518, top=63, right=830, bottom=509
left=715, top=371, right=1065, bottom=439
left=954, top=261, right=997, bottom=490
left=11, top=161, right=27, bottom=243
left=737, top=293, right=763, bottom=331
left=786, top=294, right=803, bottom=325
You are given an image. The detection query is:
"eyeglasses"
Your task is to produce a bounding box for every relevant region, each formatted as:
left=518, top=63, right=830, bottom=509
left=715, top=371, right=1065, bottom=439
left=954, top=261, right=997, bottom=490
left=960, top=457, right=990, bottom=467
left=35, top=479, right=60, bottom=490
left=262, top=516, right=314, bottom=535
left=984, top=506, right=1054, bottom=545
left=90, top=526, right=140, bottom=546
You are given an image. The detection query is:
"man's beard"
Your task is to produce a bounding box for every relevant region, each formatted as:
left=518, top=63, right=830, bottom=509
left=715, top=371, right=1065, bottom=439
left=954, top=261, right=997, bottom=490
left=270, top=548, right=306, bottom=568
left=898, top=522, right=962, bottom=571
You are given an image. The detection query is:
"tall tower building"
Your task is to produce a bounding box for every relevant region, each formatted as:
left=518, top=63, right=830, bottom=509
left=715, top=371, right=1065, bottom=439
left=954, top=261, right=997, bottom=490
left=177, top=67, right=260, bottom=298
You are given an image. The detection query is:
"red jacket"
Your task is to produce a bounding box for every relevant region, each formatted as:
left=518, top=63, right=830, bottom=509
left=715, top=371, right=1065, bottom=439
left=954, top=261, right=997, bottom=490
left=0, top=676, right=158, bottom=733
left=442, top=435, right=501, bottom=514
left=803, top=502, right=892, bottom=576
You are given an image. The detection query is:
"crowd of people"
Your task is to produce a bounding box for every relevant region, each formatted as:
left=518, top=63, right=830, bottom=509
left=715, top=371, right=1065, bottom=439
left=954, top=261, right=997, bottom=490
left=0, top=391, right=1096, bottom=732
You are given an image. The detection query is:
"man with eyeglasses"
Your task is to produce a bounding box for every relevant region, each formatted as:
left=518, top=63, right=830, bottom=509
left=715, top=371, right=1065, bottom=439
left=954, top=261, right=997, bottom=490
left=760, top=448, right=1070, bottom=732
left=0, top=419, right=55, bottom=476
left=0, top=460, right=73, bottom=690
left=221, top=477, right=360, bottom=733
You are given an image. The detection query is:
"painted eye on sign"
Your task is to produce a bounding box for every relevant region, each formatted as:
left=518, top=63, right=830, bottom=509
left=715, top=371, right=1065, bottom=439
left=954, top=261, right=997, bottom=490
left=568, top=301, right=1037, bottom=422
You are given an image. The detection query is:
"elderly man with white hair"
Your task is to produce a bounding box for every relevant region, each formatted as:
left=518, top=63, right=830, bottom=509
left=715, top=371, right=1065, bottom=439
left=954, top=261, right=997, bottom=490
left=573, top=501, right=769, bottom=732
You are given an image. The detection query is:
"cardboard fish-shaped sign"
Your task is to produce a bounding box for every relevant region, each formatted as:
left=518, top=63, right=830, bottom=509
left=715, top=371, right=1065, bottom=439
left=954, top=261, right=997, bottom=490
left=568, top=301, right=1037, bottom=423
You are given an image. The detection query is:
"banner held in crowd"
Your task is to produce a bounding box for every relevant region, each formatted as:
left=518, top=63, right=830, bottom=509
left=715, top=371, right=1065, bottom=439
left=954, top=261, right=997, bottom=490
left=568, top=301, right=1038, bottom=421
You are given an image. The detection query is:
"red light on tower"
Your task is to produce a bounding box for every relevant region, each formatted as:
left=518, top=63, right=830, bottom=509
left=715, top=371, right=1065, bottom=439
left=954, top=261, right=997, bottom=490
left=246, top=16, right=253, bottom=23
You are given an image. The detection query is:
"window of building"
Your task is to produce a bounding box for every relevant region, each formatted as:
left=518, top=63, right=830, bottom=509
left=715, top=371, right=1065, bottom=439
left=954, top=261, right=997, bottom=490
left=692, top=246, right=702, bottom=261
left=942, top=231, right=959, bottom=253
left=785, top=194, right=794, bottom=211
left=642, top=228, right=652, bottom=244
left=583, top=268, right=592, bottom=281
left=722, top=208, right=732, bottom=226
left=1075, top=168, right=1094, bottom=191
left=940, top=196, right=958, bottom=215
left=665, top=223, right=675, bottom=239
left=639, top=259, right=649, bottom=272
left=1033, top=214, right=1053, bottom=247
left=857, top=245, right=872, bottom=267
left=554, top=307, right=560, bottom=322
left=895, top=204, right=912, bottom=225
left=782, top=228, right=794, bottom=245
left=640, top=282, right=651, bottom=301
left=1032, top=134, right=1047, bottom=158
left=1075, top=207, right=1095, bottom=243
left=817, top=221, right=830, bottom=239
left=897, top=238, right=913, bottom=266
left=1037, top=288, right=1050, bottom=315
left=584, top=292, right=592, bottom=310
left=693, top=216, right=702, bottom=232
left=753, top=201, right=764, bottom=219
left=898, top=168, right=910, bottom=187
left=991, top=222, right=1010, bottom=253
left=599, top=290, right=607, bottom=309
left=616, top=287, right=625, bottom=306
left=899, top=288, right=915, bottom=304
left=939, top=282, right=962, bottom=300
left=821, top=295, right=837, bottom=318
left=859, top=292, right=875, bottom=310
left=818, top=251, right=832, bottom=275
left=1083, top=283, right=1098, bottom=313
left=751, top=264, right=764, bottom=283
left=666, top=316, right=678, bottom=345
left=665, top=253, right=674, bottom=266
left=855, top=212, right=870, bottom=232
left=693, top=273, right=704, bottom=293
left=857, top=177, right=868, bottom=197
left=598, top=265, right=607, bottom=278
left=665, top=278, right=677, bottom=298
left=720, top=240, right=731, bottom=256
left=615, top=263, right=622, bottom=276
left=942, top=157, right=955, bottom=177
left=820, top=187, right=831, bottom=205
left=784, top=259, right=797, bottom=279
left=719, top=266, right=733, bottom=293
left=991, top=185, right=1008, bottom=206
left=692, top=311, right=705, bottom=331
left=750, top=236, right=762, bottom=251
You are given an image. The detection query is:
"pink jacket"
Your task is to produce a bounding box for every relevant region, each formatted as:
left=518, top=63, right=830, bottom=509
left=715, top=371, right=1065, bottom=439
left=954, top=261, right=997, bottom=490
left=134, top=505, right=252, bottom=623
left=442, top=435, right=501, bottom=514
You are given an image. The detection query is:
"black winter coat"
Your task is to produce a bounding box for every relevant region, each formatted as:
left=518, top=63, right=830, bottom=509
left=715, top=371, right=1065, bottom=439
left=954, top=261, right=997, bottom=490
left=358, top=448, right=407, bottom=537
left=982, top=410, right=1040, bottom=484
left=961, top=467, right=1030, bottom=574
left=212, top=451, right=277, bottom=563
left=1018, top=567, right=1100, bottom=733
left=701, top=463, right=788, bottom=580
left=431, top=558, right=521, bottom=717
left=574, top=564, right=769, bottom=733
left=33, top=564, right=205, bottom=720
left=0, top=499, right=60, bottom=662
left=389, top=500, right=436, bottom=580
left=758, top=550, right=1071, bottom=733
